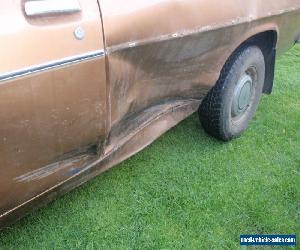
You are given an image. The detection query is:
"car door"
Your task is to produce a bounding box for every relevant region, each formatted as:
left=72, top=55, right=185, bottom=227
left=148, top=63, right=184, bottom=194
left=0, top=0, right=107, bottom=216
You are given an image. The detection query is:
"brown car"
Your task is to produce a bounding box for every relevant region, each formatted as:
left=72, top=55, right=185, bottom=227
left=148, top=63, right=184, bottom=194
left=0, top=0, right=300, bottom=227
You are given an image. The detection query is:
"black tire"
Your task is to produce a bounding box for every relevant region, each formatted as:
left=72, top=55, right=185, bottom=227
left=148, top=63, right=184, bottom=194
left=198, top=45, right=265, bottom=141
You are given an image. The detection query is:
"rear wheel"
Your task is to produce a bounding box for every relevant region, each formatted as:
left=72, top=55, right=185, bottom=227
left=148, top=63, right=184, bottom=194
left=198, top=45, right=265, bottom=141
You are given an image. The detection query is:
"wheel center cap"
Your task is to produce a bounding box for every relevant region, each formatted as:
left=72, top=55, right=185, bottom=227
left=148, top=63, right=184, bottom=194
left=238, top=80, right=252, bottom=110
left=232, top=74, right=253, bottom=118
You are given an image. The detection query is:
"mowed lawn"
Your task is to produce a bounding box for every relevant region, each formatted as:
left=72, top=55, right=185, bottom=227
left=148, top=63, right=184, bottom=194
left=0, top=45, right=299, bottom=249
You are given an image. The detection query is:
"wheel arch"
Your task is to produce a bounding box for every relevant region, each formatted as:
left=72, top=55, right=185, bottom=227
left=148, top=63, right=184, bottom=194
left=227, top=29, right=278, bottom=94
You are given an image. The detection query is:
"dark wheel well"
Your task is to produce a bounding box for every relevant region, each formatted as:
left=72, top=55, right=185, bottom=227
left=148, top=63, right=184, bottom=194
left=234, top=31, right=278, bottom=94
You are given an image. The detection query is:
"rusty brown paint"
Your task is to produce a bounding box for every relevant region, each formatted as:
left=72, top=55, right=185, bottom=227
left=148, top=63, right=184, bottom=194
left=0, top=0, right=300, bottom=226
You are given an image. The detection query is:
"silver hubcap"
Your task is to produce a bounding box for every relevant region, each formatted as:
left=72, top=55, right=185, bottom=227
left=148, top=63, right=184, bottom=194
left=231, top=74, right=253, bottom=118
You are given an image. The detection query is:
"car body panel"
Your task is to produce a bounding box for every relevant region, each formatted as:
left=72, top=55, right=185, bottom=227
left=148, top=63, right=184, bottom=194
left=99, top=0, right=300, bottom=147
left=0, top=0, right=103, bottom=73
left=0, top=0, right=300, bottom=226
left=0, top=0, right=107, bottom=220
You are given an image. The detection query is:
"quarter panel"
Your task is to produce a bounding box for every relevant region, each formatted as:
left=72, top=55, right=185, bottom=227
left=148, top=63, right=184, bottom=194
left=100, top=0, right=246, bottom=128
left=99, top=0, right=300, bottom=130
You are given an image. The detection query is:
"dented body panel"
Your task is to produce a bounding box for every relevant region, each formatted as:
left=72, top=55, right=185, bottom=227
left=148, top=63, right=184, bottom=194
left=0, top=0, right=300, bottom=226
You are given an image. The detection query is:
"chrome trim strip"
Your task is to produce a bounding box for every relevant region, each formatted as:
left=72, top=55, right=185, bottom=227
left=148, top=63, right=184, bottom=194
left=25, top=0, right=81, bottom=17
left=0, top=50, right=105, bottom=82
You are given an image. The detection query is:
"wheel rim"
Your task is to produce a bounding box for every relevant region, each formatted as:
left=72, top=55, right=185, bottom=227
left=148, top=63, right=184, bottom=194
left=231, top=72, right=255, bottom=118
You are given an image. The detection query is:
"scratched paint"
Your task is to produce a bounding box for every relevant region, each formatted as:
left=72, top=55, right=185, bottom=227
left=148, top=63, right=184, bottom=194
left=14, top=155, right=93, bottom=183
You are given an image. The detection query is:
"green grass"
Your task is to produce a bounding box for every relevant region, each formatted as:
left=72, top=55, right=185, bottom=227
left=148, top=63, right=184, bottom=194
left=0, top=45, right=299, bottom=249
